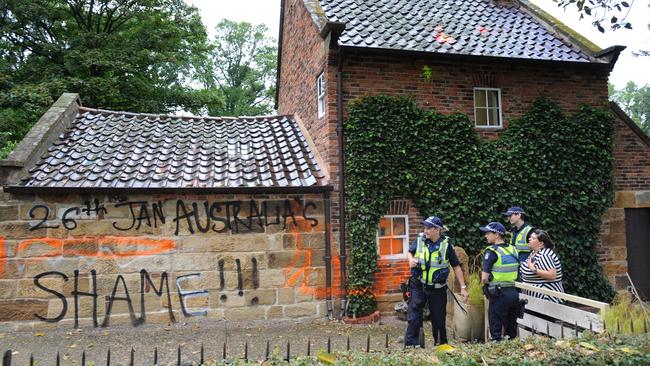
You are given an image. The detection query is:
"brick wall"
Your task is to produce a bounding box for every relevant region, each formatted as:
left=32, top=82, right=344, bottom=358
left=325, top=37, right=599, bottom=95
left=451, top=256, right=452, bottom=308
left=0, top=190, right=332, bottom=330
left=612, top=113, right=650, bottom=191
left=340, top=54, right=609, bottom=127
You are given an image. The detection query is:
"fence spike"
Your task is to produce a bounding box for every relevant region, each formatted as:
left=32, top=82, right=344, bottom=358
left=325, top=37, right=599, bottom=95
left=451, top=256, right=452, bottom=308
left=177, top=345, right=181, bottom=366
left=107, top=348, right=111, bottom=366
left=531, top=323, right=535, bottom=336
left=367, top=333, right=372, bottom=352
left=327, top=336, right=331, bottom=353
left=285, top=341, right=290, bottom=362
left=222, top=340, right=227, bottom=360
left=307, top=338, right=311, bottom=356
left=546, top=323, right=550, bottom=337
left=265, top=340, right=269, bottom=361
left=516, top=325, right=520, bottom=339
left=645, top=320, right=648, bottom=334
left=617, top=319, right=621, bottom=333
left=575, top=321, right=579, bottom=337
left=129, top=347, right=134, bottom=366
left=589, top=321, right=593, bottom=332
left=560, top=321, right=564, bottom=339
left=631, top=319, right=634, bottom=334
left=244, top=342, right=248, bottom=362
left=82, top=350, right=86, bottom=366
left=603, top=319, right=607, bottom=332
left=385, top=334, right=389, bottom=349
left=200, top=344, right=204, bottom=365
left=29, top=353, right=33, bottom=366
left=3, top=350, right=11, bottom=366
left=153, top=347, right=157, bottom=366
left=471, top=322, right=475, bottom=342
left=346, top=335, right=350, bottom=351
left=56, top=351, right=60, bottom=366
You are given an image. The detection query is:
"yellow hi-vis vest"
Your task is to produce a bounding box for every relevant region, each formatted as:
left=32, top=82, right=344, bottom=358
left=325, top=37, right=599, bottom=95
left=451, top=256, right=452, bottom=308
left=486, top=244, right=519, bottom=286
left=511, top=224, right=533, bottom=253
left=415, top=235, right=450, bottom=286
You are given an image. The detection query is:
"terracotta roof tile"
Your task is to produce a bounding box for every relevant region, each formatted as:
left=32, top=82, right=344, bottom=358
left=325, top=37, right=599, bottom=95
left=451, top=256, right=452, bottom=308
left=21, top=109, right=326, bottom=189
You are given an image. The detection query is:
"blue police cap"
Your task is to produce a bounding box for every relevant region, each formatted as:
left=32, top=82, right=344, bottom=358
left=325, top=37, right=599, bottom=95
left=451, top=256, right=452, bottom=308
left=479, top=222, right=506, bottom=235
left=502, top=206, right=526, bottom=216
left=421, top=216, right=444, bottom=229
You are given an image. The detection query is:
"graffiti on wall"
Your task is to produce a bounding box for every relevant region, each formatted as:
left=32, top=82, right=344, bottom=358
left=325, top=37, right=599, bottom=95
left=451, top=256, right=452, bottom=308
left=27, top=198, right=319, bottom=235
left=0, top=197, right=331, bottom=327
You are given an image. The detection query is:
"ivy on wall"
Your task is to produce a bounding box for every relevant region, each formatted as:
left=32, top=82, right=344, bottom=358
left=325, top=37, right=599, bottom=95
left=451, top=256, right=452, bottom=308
left=344, top=95, right=615, bottom=316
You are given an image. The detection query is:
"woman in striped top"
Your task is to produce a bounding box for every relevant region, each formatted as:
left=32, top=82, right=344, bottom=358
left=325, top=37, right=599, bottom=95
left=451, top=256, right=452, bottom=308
left=520, top=230, right=564, bottom=303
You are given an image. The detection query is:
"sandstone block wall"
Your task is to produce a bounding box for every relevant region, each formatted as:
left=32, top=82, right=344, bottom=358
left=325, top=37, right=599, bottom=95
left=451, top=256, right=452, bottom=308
left=0, top=191, right=331, bottom=330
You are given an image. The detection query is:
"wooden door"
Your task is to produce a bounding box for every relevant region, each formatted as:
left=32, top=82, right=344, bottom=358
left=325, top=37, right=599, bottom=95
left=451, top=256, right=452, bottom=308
left=625, top=208, right=650, bottom=300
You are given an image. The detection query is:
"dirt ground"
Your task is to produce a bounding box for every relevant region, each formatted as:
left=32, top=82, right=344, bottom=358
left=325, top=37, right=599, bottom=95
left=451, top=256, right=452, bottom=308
left=0, top=316, right=416, bottom=365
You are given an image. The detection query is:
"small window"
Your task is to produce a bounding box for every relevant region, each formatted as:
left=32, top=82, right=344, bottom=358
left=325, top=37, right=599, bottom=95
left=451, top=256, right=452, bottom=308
left=474, top=88, right=502, bottom=128
left=377, top=215, right=409, bottom=258
left=317, top=73, right=325, bottom=118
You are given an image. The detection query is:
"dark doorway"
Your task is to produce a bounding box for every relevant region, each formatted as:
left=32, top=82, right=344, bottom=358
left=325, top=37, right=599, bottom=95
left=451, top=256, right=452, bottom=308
left=625, top=208, right=650, bottom=300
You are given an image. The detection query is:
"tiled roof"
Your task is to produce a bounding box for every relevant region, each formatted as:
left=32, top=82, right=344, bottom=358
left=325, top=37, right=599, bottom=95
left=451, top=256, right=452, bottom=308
left=20, top=108, right=327, bottom=189
left=319, top=0, right=597, bottom=63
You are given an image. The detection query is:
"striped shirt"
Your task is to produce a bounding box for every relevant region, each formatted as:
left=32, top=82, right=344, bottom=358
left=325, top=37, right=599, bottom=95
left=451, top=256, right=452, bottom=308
left=520, top=248, right=564, bottom=303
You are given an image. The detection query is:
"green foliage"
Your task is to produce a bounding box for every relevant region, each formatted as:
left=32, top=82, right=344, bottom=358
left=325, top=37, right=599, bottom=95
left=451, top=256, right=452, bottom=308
left=466, top=273, right=484, bottom=306
left=344, top=95, right=616, bottom=313
left=200, top=334, right=650, bottom=365
left=197, top=19, right=277, bottom=116
left=0, top=0, right=214, bottom=155
left=610, top=81, right=650, bottom=137
left=552, top=0, right=633, bottom=32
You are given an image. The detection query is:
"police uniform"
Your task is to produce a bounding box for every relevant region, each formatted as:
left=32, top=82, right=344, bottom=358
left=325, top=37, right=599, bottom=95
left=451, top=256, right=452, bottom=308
left=405, top=233, right=460, bottom=346
left=482, top=240, right=520, bottom=341
left=502, top=206, right=534, bottom=263
left=511, top=222, right=534, bottom=262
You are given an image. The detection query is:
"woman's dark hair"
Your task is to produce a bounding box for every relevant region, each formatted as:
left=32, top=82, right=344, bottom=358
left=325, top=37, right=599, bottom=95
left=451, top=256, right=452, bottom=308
left=533, top=229, right=555, bottom=250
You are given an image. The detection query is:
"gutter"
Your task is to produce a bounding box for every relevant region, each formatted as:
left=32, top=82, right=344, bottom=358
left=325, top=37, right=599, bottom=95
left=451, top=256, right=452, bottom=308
left=323, top=190, right=334, bottom=319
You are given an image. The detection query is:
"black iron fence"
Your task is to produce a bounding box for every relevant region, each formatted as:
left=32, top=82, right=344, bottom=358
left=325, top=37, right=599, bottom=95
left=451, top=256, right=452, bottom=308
left=2, top=333, right=393, bottom=366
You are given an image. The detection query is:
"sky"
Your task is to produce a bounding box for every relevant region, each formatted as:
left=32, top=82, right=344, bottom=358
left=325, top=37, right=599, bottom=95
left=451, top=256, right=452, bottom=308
left=186, top=0, right=649, bottom=89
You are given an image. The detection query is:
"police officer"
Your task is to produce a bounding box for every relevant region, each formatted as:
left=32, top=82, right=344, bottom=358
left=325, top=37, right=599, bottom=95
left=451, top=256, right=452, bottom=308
left=405, top=216, right=468, bottom=347
left=503, top=206, right=534, bottom=262
left=480, top=221, right=520, bottom=341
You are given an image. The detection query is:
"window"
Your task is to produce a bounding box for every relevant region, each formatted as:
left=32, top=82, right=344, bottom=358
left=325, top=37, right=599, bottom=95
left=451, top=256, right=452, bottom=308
left=377, top=215, right=409, bottom=258
left=317, top=73, right=325, bottom=118
left=474, top=88, right=502, bottom=128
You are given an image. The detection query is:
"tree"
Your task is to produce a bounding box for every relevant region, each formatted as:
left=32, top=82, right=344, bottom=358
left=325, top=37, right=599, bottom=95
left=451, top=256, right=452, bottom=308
left=552, top=0, right=633, bottom=32
left=0, top=0, right=222, bottom=157
left=610, top=81, right=650, bottom=136
left=198, top=19, right=277, bottom=116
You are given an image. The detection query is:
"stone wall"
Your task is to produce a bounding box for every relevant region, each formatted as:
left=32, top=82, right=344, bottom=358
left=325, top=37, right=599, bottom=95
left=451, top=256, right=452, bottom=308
left=0, top=190, right=333, bottom=330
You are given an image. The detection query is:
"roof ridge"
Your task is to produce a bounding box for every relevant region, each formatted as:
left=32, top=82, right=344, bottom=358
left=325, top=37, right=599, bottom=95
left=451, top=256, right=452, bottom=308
left=77, top=106, right=295, bottom=121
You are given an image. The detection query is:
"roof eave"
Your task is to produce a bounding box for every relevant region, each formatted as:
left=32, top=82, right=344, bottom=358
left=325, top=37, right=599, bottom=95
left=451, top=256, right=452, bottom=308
left=2, top=185, right=334, bottom=195
left=339, top=44, right=613, bottom=69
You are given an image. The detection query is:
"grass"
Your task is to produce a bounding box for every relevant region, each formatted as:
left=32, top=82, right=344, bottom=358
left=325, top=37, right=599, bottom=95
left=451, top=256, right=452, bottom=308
left=602, top=292, right=649, bottom=335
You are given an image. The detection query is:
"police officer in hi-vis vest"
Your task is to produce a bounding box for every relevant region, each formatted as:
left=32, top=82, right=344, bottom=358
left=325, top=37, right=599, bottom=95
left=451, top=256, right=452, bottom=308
left=480, top=221, right=520, bottom=341
left=405, top=216, right=468, bottom=347
left=503, top=206, right=534, bottom=262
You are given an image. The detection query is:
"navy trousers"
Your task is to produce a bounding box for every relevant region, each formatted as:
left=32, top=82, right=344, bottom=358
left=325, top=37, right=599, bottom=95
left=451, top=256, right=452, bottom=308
left=488, top=287, right=519, bottom=341
left=405, top=282, right=448, bottom=346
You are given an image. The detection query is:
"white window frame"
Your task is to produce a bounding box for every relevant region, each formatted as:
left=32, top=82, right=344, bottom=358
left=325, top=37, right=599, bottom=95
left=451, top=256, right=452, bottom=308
left=317, top=73, right=325, bottom=118
left=473, top=87, right=502, bottom=128
left=376, top=214, right=409, bottom=259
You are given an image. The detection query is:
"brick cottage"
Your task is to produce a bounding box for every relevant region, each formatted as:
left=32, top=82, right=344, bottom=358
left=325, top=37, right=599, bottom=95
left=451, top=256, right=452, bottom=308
left=1, top=0, right=649, bottom=329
